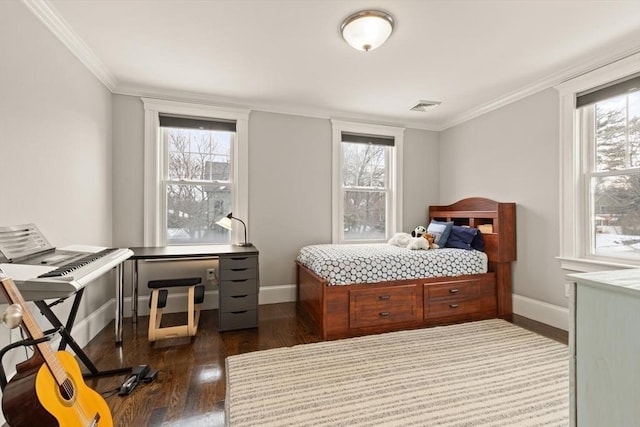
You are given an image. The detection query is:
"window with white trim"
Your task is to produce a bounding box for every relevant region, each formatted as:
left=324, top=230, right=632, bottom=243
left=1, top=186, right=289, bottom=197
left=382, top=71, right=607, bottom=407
left=556, top=54, right=640, bottom=271
left=331, top=120, right=403, bottom=243
left=142, top=99, right=249, bottom=246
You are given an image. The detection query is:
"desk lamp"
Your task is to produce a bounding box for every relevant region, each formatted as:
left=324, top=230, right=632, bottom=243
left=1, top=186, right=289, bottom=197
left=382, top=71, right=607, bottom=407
left=215, top=213, right=251, bottom=247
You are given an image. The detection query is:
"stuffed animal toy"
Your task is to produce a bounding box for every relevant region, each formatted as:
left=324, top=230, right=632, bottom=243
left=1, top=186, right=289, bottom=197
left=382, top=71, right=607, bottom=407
left=388, top=228, right=437, bottom=251
left=388, top=232, right=412, bottom=247
left=411, top=226, right=427, bottom=238
left=423, top=233, right=439, bottom=249
left=406, top=235, right=428, bottom=250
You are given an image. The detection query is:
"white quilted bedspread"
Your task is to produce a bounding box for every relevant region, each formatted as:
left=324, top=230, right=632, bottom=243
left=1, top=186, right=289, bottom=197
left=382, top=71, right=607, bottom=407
left=296, top=244, right=487, bottom=286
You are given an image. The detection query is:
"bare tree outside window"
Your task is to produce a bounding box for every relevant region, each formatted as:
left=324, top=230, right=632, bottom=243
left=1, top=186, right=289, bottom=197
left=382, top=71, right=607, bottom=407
left=164, top=128, right=233, bottom=244
left=342, top=142, right=388, bottom=240
left=589, top=90, right=640, bottom=260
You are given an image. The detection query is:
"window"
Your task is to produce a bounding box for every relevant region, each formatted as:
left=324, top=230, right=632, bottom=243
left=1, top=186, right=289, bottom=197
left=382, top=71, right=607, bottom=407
left=578, top=78, right=640, bottom=262
left=556, top=53, right=640, bottom=271
left=331, top=120, right=404, bottom=243
left=161, top=115, right=234, bottom=244
left=142, top=99, right=249, bottom=246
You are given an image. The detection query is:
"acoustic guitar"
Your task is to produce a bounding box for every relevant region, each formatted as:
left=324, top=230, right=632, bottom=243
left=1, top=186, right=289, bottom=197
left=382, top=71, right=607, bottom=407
left=0, top=267, right=113, bottom=426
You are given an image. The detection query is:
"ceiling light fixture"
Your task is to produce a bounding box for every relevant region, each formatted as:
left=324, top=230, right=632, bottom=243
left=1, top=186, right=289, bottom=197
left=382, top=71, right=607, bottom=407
left=340, top=10, right=394, bottom=52
left=410, top=100, right=442, bottom=112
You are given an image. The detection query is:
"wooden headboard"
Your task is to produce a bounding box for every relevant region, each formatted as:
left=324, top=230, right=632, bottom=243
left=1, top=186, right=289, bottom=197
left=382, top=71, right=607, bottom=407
left=429, top=197, right=517, bottom=318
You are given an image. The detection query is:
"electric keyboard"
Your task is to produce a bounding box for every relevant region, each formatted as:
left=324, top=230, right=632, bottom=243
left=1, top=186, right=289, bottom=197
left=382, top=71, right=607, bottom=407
left=0, top=224, right=133, bottom=301
left=0, top=247, right=132, bottom=301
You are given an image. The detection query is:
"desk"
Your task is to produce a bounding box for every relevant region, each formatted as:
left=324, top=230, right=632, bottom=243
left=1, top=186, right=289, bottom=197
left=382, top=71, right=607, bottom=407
left=120, top=245, right=259, bottom=342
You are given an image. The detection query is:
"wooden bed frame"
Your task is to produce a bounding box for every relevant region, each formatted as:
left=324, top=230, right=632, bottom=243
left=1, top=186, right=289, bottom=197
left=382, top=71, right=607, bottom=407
left=296, top=198, right=517, bottom=340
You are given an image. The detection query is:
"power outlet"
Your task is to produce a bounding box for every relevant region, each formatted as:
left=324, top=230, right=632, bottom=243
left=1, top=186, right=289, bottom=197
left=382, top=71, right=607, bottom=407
left=206, top=268, right=216, bottom=281
left=564, top=282, right=572, bottom=298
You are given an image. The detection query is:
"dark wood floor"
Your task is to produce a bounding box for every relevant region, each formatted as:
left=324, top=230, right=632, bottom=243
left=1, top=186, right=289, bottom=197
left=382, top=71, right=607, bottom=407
left=79, top=303, right=567, bottom=426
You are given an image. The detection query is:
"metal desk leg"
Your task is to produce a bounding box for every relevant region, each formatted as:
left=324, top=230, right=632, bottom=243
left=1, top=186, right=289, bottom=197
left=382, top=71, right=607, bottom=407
left=132, top=259, right=139, bottom=323
left=115, top=262, right=124, bottom=344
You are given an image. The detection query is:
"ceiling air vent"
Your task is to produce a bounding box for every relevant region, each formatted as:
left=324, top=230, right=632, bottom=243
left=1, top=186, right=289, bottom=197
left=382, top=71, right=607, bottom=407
left=410, top=100, right=441, bottom=112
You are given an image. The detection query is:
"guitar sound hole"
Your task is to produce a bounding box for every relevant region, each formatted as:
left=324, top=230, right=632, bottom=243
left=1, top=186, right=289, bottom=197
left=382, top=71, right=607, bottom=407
left=59, top=379, right=75, bottom=400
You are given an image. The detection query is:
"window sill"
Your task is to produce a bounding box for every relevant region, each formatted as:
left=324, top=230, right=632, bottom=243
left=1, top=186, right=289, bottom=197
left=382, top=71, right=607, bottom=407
left=557, top=256, right=639, bottom=273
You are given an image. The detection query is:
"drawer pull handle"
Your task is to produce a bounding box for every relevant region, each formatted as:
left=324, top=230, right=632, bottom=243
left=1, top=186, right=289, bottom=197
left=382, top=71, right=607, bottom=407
left=231, top=279, right=248, bottom=283
left=449, top=304, right=459, bottom=309
left=231, top=310, right=248, bottom=314
left=449, top=289, right=459, bottom=294
left=230, top=257, right=248, bottom=261
left=231, top=295, right=248, bottom=299
left=231, top=268, right=248, bottom=272
left=378, top=295, right=390, bottom=300
left=379, top=311, right=391, bottom=317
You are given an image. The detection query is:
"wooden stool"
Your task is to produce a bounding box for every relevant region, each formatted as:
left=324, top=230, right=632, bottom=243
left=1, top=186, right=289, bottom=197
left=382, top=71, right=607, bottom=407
left=147, top=277, right=204, bottom=341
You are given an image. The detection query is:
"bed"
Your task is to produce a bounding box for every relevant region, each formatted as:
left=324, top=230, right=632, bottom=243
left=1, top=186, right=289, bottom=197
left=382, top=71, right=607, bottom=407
left=296, top=198, right=517, bottom=340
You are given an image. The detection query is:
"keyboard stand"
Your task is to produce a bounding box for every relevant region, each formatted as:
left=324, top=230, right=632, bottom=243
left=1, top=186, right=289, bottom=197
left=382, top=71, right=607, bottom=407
left=34, top=288, right=131, bottom=379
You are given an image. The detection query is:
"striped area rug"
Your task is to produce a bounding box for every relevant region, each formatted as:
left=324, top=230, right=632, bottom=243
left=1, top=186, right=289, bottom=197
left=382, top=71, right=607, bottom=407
left=225, top=319, right=569, bottom=426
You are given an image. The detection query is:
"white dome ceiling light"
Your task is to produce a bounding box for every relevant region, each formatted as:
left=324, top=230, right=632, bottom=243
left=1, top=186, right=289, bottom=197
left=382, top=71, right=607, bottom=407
left=340, top=10, right=394, bottom=52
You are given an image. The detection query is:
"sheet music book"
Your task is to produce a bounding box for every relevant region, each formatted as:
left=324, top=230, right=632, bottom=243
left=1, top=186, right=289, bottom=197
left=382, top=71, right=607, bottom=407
left=0, top=223, right=92, bottom=266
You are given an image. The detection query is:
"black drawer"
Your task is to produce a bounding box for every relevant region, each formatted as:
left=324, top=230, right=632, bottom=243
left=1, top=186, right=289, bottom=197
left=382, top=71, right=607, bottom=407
left=220, top=279, right=257, bottom=297
left=219, top=256, right=258, bottom=270
left=219, top=267, right=257, bottom=281
left=219, top=309, right=258, bottom=331
left=220, top=294, right=258, bottom=312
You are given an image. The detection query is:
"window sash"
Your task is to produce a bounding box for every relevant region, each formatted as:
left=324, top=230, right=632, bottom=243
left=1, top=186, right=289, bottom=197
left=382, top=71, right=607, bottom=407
left=160, top=125, right=235, bottom=245
left=342, top=188, right=389, bottom=241
left=331, top=120, right=404, bottom=244
left=142, top=98, right=249, bottom=247
left=341, top=141, right=390, bottom=190
left=580, top=93, right=640, bottom=263
left=341, top=141, right=391, bottom=242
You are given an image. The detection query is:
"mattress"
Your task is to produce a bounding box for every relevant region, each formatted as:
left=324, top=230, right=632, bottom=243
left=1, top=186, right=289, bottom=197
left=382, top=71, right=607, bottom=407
left=296, top=244, right=488, bottom=286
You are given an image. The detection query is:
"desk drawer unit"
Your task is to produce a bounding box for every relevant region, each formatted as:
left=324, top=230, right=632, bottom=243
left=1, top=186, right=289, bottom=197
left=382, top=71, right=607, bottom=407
left=218, top=254, right=259, bottom=331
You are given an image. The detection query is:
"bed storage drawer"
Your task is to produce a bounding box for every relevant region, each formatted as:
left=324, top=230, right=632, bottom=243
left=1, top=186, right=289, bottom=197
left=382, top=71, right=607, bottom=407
left=427, top=299, right=481, bottom=318
left=424, top=278, right=488, bottom=320
left=349, top=284, right=419, bottom=328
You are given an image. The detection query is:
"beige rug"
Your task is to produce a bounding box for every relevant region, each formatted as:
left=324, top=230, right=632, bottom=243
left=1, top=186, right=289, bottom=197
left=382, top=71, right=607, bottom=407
left=225, top=319, right=569, bottom=426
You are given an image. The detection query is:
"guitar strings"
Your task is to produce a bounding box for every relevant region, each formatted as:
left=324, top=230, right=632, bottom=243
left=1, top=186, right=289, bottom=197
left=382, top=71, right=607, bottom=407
left=61, top=376, right=93, bottom=425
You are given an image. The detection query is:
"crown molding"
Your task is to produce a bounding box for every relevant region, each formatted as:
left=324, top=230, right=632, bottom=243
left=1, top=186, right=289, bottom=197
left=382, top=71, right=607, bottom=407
left=440, top=41, right=640, bottom=131
left=21, top=0, right=117, bottom=90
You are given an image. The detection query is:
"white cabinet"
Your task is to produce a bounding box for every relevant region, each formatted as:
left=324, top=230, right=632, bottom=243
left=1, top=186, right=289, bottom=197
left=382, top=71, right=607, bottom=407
left=568, top=269, right=640, bottom=427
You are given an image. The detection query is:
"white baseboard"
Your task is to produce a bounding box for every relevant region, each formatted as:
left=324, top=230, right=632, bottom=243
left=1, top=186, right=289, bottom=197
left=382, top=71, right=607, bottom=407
left=258, top=284, right=297, bottom=304
left=513, top=294, right=569, bottom=331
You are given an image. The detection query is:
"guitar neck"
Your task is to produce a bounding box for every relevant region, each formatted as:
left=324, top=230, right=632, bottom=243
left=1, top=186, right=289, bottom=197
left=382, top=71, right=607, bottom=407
left=0, top=275, right=68, bottom=386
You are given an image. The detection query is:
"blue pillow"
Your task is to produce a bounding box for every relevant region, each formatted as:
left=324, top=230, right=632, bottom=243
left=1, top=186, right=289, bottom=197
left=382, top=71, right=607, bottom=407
left=445, top=225, right=478, bottom=250
left=471, top=228, right=485, bottom=251
left=427, top=220, right=454, bottom=247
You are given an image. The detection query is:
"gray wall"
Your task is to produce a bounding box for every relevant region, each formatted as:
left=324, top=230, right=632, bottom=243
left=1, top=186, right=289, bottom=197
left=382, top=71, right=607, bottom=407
left=0, top=1, right=114, bottom=419
left=111, top=100, right=440, bottom=295
left=248, top=111, right=333, bottom=288
left=439, top=88, right=567, bottom=308
left=403, top=128, right=440, bottom=229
